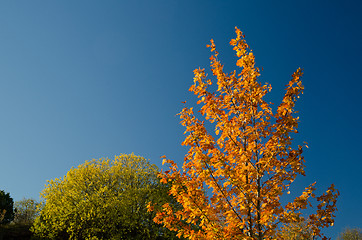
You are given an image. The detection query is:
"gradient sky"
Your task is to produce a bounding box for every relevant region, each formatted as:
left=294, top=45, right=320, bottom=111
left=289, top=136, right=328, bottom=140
left=0, top=1, right=361, bottom=238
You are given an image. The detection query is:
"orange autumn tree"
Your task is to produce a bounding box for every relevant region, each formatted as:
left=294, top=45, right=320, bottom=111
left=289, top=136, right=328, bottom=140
left=149, top=27, right=339, bottom=240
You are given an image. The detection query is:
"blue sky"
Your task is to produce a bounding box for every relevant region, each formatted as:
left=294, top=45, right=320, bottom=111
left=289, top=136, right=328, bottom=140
left=0, top=0, right=361, bottom=238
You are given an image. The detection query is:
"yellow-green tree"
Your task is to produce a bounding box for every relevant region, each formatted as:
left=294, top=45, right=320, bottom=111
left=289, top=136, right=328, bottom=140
left=150, top=27, right=339, bottom=240
left=32, top=153, right=180, bottom=240
left=13, top=198, right=40, bottom=225
left=337, top=228, right=362, bottom=240
left=278, top=219, right=313, bottom=240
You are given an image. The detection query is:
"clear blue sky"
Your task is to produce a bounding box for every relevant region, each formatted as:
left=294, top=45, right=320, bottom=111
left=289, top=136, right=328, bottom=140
left=0, top=1, right=361, bottom=238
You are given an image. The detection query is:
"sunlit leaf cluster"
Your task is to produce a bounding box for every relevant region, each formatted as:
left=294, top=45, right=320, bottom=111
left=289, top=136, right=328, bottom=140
left=32, top=154, right=179, bottom=240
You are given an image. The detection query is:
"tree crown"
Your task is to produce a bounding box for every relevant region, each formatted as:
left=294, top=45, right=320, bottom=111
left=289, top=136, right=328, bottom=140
left=151, top=27, right=339, bottom=240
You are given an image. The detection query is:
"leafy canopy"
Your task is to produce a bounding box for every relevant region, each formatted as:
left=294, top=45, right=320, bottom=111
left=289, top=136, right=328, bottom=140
left=32, top=153, right=180, bottom=240
left=13, top=198, right=40, bottom=225
left=0, top=189, right=14, bottom=224
left=278, top=220, right=314, bottom=240
left=151, top=27, right=339, bottom=240
left=337, top=227, right=362, bottom=240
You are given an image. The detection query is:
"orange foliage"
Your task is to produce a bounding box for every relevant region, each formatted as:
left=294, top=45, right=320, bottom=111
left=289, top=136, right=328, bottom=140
left=150, top=27, right=339, bottom=240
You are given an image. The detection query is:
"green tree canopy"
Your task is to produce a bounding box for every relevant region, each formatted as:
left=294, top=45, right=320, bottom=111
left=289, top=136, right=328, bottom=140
left=32, top=153, right=180, bottom=240
left=278, top=219, right=313, bottom=240
left=13, top=198, right=40, bottom=225
left=0, top=189, right=14, bottom=224
left=337, top=227, right=362, bottom=240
